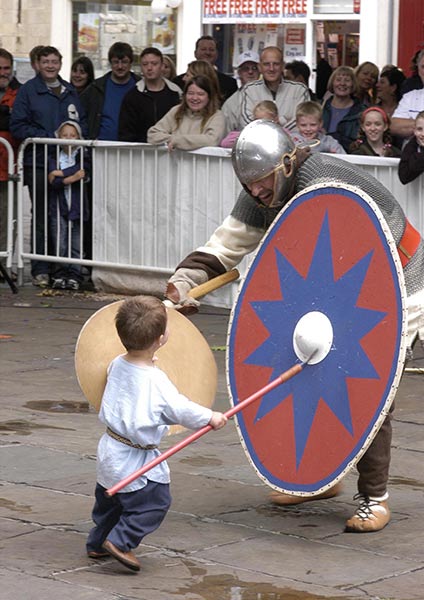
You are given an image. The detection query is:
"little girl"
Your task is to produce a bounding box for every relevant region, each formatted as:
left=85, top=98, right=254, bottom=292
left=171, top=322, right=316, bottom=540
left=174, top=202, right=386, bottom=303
left=350, top=106, right=401, bottom=157
left=48, top=120, right=90, bottom=290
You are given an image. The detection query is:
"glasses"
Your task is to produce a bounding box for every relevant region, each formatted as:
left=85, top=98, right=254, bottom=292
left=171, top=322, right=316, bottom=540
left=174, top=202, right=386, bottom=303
left=111, top=58, right=131, bottom=66
left=240, top=64, right=259, bottom=72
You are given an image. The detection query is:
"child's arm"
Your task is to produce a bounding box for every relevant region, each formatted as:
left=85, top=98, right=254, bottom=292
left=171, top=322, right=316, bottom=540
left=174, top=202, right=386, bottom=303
left=63, top=168, right=85, bottom=185
left=208, top=411, right=228, bottom=430
left=48, top=169, right=64, bottom=184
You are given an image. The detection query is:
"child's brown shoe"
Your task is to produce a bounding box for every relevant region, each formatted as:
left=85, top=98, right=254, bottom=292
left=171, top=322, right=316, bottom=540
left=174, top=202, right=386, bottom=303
left=102, top=539, right=141, bottom=571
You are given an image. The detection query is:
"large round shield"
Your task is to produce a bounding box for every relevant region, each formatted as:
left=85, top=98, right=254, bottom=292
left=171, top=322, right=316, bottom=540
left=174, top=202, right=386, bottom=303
left=75, top=302, right=217, bottom=435
left=227, top=183, right=407, bottom=495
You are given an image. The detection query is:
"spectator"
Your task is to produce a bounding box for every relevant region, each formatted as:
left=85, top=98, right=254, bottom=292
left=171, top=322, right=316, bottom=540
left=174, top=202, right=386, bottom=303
left=147, top=75, right=226, bottom=151
left=80, top=42, right=140, bottom=140
left=174, top=36, right=237, bottom=102
left=221, top=51, right=260, bottom=135
left=162, top=55, right=177, bottom=81
left=391, top=88, right=424, bottom=142
left=70, top=56, right=95, bottom=95
left=118, top=47, right=182, bottom=143
left=315, top=52, right=333, bottom=101
left=400, top=49, right=424, bottom=97
left=284, top=60, right=317, bottom=100
left=398, top=110, right=424, bottom=184
left=350, top=107, right=401, bottom=157
left=291, top=101, right=345, bottom=154
left=322, top=66, right=365, bottom=153
left=240, top=46, right=310, bottom=130
left=354, top=62, right=379, bottom=106
left=376, top=67, right=406, bottom=118
left=220, top=98, right=277, bottom=149
left=10, top=46, right=86, bottom=288
left=253, top=100, right=279, bottom=122
left=178, top=60, right=221, bottom=103
left=48, top=120, right=90, bottom=290
left=0, top=48, right=21, bottom=279
left=29, top=45, right=44, bottom=74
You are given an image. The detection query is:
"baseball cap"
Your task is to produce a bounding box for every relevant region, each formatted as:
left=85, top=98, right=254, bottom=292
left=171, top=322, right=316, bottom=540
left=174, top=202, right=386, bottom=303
left=236, top=51, right=260, bottom=68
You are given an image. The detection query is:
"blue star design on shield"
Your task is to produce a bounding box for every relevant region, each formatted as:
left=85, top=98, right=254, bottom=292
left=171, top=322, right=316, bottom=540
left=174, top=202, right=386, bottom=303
left=244, top=211, right=386, bottom=469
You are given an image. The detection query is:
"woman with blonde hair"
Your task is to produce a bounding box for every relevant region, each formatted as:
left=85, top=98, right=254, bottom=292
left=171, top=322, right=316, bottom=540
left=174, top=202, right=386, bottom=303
left=354, top=61, right=379, bottom=105
left=322, top=66, right=366, bottom=152
left=147, top=75, right=226, bottom=151
left=161, top=55, right=177, bottom=81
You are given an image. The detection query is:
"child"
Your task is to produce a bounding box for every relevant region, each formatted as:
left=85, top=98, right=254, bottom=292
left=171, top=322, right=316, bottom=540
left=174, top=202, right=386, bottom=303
left=86, top=295, right=227, bottom=572
left=350, top=106, right=401, bottom=157
left=220, top=100, right=279, bottom=149
left=398, top=110, right=424, bottom=184
left=252, top=100, right=280, bottom=123
left=48, top=120, right=89, bottom=290
left=290, top=101, right=346, bottom=153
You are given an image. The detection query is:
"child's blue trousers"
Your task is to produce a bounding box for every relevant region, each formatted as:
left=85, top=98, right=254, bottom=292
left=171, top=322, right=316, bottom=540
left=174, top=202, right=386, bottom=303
left=87, top=480, right=171, bottom=553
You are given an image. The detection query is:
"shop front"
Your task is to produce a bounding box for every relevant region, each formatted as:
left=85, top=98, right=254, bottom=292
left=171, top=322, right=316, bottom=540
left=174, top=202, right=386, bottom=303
left=201, top=0, right=389, bottom=90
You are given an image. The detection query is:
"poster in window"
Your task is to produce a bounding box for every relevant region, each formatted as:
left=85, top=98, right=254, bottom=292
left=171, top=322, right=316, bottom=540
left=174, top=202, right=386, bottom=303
left=78, top=14, right=100, bottom=53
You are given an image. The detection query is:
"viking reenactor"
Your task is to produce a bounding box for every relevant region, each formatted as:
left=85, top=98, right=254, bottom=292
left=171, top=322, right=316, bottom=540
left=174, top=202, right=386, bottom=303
left=164, top=120, right=424, bottom=533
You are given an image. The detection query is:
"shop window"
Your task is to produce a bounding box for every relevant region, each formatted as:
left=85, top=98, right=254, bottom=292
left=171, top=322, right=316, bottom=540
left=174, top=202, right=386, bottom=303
left=72, top=1, right=176, bottom=76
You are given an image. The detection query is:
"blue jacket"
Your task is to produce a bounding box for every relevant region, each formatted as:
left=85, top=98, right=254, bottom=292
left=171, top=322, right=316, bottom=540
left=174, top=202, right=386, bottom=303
left=48, top=149, right=90, bottom=221
left=10, top=74, right=87, bottom=166
left=322, top=97, right=365, bottom=153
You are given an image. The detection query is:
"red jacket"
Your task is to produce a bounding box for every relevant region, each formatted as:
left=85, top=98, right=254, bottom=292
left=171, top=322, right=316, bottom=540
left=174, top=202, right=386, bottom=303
left=0, top=77, right=21, bottom=181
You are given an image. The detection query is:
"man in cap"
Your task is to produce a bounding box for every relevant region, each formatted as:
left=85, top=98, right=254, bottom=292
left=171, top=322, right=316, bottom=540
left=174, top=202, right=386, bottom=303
left=222, top=51, right=260, bottom=133
left=164, top=120, right=424, bottom=533
left=239, top=47, right=310, bottom=130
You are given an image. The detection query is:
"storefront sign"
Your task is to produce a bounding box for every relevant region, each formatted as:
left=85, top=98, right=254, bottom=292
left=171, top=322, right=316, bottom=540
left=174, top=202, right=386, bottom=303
left=284, top=26, right=305, bottom=60
left=203, top=0, right=308, bottom=22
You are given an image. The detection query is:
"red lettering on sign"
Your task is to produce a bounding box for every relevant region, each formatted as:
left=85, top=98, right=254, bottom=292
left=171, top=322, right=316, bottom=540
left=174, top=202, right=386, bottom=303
left=281, top=0, right=307, bottom=14
left=204, top=0, right=228, bottom=15
left=230, top=0, right=254, bottom=14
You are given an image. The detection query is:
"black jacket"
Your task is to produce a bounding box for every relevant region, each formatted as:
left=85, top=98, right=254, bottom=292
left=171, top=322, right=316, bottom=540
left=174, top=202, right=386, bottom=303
left=398, top=137, right=424, bottom=184
left=118, top=78, right=182, bottom=143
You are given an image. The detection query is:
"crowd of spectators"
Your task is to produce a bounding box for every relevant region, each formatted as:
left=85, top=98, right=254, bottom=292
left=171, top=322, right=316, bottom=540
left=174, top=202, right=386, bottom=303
left=0, top=39, right=423, bottom=289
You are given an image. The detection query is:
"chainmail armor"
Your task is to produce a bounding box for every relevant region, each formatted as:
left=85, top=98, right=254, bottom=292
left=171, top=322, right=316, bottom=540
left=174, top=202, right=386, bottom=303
left=232, top=153, right=423, bottom=297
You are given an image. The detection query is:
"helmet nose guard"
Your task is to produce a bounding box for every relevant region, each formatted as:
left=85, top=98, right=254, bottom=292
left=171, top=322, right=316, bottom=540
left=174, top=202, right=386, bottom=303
left=231, top=120, right=297, bottom=208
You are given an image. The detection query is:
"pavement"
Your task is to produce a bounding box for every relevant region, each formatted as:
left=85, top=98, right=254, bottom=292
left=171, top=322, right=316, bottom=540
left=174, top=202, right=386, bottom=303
left=0, top=283, right=423, bottom=600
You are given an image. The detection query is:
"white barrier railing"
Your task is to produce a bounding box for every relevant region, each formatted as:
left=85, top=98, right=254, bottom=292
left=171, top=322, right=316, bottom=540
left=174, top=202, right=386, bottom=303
left=14, top=139, right=424, bottom=308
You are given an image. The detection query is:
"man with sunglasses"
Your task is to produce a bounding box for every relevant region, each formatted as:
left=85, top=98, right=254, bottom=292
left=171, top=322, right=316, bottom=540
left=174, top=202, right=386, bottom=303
left=81, top=42, right=140, bottom=140
left=222, top=51, right=260, bottom=133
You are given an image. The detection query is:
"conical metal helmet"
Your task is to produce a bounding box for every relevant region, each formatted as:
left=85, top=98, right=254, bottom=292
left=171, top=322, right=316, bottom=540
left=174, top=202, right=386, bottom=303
left=231, top=119, right=297, bottom=208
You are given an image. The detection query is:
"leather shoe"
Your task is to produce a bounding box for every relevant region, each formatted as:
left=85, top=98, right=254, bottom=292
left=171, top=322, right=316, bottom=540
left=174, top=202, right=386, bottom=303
left=269, top=482, right=343, bottom=506
left=102, top=539, right=140, bottom=571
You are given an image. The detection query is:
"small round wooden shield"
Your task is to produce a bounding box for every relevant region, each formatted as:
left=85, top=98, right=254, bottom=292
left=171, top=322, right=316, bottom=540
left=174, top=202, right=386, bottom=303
left=75, top=302, right=217, bottom=434
left=227, top=183, right=407, bottom=496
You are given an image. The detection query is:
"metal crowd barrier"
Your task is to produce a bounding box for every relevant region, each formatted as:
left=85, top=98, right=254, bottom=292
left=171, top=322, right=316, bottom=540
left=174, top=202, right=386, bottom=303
left=10, top=139, right=424, bottom=308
